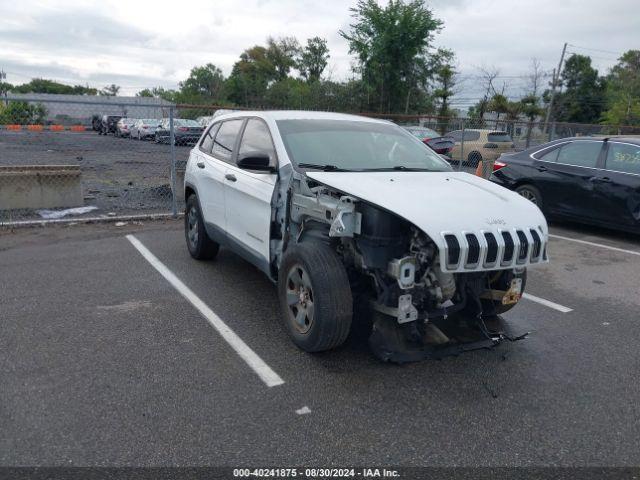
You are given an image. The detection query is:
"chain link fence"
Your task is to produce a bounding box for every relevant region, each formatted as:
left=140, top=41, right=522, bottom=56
left=0, top=96, right=188, bottom=224
left=2, top=96, right=640, bottom=225
left=381, top=113, right=640, bottom=178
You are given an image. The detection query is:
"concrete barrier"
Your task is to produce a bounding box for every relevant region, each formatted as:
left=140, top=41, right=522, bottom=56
left=0, top=165, right=84, bottom=210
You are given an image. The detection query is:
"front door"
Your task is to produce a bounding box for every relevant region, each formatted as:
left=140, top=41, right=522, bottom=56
left=223, top=118, right=278, bottom=268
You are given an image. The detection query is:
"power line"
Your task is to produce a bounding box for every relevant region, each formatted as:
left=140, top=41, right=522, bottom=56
left=567, top=44, right=623, bottom=57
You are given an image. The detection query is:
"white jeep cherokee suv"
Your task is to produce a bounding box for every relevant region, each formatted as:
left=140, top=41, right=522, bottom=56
left=184, top=111, right=548, bottom=362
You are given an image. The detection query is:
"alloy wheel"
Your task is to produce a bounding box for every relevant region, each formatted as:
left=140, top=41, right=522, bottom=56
left=285, top=264, right=315, bottom=334
left=187, top=206, right=199, bottom=248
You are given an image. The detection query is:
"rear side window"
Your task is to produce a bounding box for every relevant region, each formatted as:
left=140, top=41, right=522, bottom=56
left=212, top=119, right=244, bottom=161
left=238, top=119, right=276, bottom=164
left=200, top=123, right=221, bottom=154
left=463, top=131, right=481, bottom=141
left=605, top=142, right=640, bottom=175
left=537, top=146, right=560, bottom=162
left=556, top=141, right=603, bottom=168
left=488, top=132, right=512, bottom=142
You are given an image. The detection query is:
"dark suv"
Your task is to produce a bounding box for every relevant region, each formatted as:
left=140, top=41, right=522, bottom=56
left=99, top=115, right=122, bottom=135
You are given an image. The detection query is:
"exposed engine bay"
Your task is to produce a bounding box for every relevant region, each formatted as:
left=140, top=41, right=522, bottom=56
left=273, top=172, right=544, bottom=362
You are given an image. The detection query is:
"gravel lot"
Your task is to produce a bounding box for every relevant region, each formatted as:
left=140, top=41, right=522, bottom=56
left=0, top=131, right=192, bottom=220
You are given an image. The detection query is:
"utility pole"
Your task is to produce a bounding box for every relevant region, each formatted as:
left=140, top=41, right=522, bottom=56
left=0, top=69, right=8, bottom=106
left=543, top=42, right=568, bottom=134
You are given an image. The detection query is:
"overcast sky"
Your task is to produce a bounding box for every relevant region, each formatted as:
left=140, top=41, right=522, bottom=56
left=1, top=0, right=637, bottom=108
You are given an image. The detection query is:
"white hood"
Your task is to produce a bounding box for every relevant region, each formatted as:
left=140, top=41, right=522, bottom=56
left=306, top=171, right=548, bottom=271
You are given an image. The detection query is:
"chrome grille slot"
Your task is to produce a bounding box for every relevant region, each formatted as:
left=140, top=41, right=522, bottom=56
left=501, top=231, right=515, bottom=264
left=529, top=228, right=542, bottom=260
left=484, top=232, right=499, bottom=265
left=516, top=230, right=529, bottom=263
left=465, top=233, right=480, bottom=266
left=444, top=234, right=460, bottom=267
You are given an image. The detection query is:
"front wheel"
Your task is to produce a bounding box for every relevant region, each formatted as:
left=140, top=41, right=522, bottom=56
left=185, top=194, right=219, bottom=260
left=278, top=242, right=352, bottom=352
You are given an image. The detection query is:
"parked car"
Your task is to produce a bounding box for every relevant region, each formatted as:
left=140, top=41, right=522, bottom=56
left=115, top=118, right=137, bottom=137
left=446, top=129, right=515, bottom=167
left=155, top=119, right=203, bottom=145
left=99, top=115, right=122, bottom=135
left=196, top=116, right=215, bottom=127
left=491, top=136, right=640, bottom=233
left=404, top=126, right=455, bottom=156
left=184, top=111, right=548, bottom=362
left=131, top=119, right=161, bottom=140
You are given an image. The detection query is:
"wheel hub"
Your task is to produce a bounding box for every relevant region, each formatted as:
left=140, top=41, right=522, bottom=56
left=286, top=265, right=314, bottom=334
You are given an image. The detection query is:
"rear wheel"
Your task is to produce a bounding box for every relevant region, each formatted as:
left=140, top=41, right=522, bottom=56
left=278, top=242, right=352, bottom=352
left=515, top=184, right=543, bottom=209
left=185, top=194, right=219, bottom=260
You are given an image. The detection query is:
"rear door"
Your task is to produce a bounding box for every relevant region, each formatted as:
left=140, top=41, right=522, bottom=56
left=533, top=140, right=605, bottom=219
left=596, top=141, right=640, bottom=229
left=198, top=119, right=244, bottom=237
left=223, top=118, right=278, bottom=268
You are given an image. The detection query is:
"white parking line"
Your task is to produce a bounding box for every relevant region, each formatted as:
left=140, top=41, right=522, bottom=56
left=521, top=293, right=573, bottom=313
left=126, top=234, right=285, bottom=388
left=549, top=234, right=640, bottom=257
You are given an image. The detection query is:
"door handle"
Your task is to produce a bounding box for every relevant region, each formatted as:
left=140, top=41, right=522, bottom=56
left=536, top=165, right=548, bottom=172
left=196, top=161, right=205, bottom=169
left=590, top=176, right=611, bottom=183
left=225, top=173, right=237, bottom=182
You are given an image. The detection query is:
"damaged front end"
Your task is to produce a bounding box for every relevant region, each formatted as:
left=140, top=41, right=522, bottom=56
left=278, top=173, right=547, bottom=363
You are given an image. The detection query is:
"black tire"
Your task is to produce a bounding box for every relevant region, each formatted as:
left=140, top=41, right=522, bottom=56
left=515, top=184, right=543, bottom=210
left=467, top=151, right=482, bottom=168
left=483, top=269, right=527, bottom=315
left=185, top=194, right=219, bottom=260
left=278, top=242, right=353, bottom=352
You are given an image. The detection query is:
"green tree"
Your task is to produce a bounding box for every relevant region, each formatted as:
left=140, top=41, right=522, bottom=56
left=12, top=78, right=97, bottom=95
left=100, top=84, right=120, bottom=96
left=340, top=0, right=443, bottom=113
left=298, top=37, right=330, bottom=82
left=179, top=63, right=226, bottom=103
left=136, top=88, right=154, bottom=97
left=0, top=101, right=47, bottom=124
left=602, top=50, right=640, bottom=126
left=432, top=49, right=457, bottom=119
left=551, top=54, right=606, bottom=123
left=266, top=37, right=301, bottom=81
left=226, top=45, right=277, bottom=107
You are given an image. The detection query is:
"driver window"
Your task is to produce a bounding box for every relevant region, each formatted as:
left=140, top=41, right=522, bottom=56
left=238, top=119, right=277, bottom=165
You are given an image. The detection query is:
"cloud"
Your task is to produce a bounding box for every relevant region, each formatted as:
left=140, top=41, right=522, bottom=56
left=0, top=0, right=636, bottom=102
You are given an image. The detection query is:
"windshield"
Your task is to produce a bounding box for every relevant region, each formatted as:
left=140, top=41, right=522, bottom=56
left=276, top=120, right=451, bottom=172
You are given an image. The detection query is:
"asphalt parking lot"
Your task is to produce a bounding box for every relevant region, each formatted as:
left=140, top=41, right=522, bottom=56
left=1, top=219, right=640, bottom=467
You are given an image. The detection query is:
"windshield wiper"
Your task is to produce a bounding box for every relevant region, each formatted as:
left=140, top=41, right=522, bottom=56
left=297, top=163, right=351, bottom=172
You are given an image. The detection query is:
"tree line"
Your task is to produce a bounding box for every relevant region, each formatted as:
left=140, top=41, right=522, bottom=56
left=1, top=0, right=638, bottom=126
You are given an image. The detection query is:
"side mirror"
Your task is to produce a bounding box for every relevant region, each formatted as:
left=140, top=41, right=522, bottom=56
left=237, top=152, right=275, bottom=172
